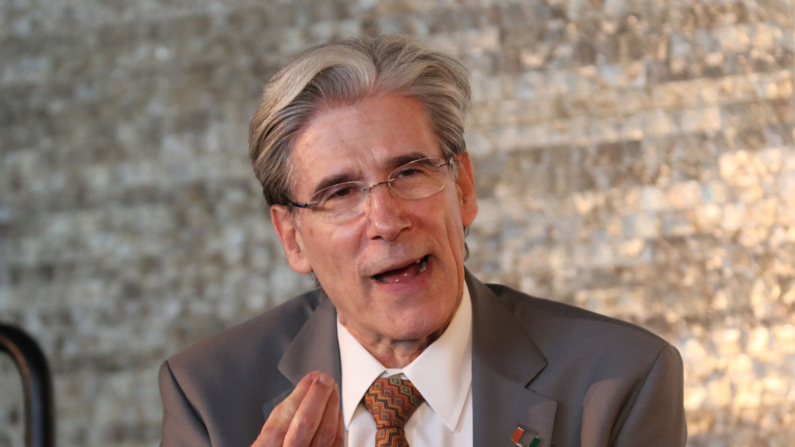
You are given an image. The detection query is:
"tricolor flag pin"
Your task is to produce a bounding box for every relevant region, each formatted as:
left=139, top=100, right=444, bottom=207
left=511, top=426, right=542, bottom=447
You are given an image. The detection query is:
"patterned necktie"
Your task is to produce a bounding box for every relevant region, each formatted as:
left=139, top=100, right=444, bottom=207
left=363, top=376, right=424, bottom=447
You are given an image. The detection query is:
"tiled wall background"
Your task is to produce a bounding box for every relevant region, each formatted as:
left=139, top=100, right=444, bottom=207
left=1, top=0, right=793, bottom=446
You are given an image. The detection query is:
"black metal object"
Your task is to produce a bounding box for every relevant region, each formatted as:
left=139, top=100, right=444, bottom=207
left=0, top=323, right=55, bottom=447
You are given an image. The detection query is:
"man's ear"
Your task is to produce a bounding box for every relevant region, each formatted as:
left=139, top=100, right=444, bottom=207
left=455, top=151, right=478, bottom=227
left=270, top=205, right=313, bottom=274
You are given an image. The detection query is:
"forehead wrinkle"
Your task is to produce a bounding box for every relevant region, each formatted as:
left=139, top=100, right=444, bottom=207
left=289, top=122, right=354, bottom=199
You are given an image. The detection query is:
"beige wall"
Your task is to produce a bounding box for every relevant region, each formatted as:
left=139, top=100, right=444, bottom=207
left=1, top=0, right=794, bottom=446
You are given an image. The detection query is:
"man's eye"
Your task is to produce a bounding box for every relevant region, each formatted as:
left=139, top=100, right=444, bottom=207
left=322, top=184, right=358, bottom=202
left=395, top=168, right=423, bottom=178
left=395, top=161, right=436, bottom=179
left=331, top=187, right=353, bottom=198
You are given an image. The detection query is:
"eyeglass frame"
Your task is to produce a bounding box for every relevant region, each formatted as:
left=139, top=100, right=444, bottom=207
left=287, top=155, right=457, bottom=213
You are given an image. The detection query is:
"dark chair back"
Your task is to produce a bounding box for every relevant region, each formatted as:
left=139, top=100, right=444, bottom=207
left=0, top=323, right=55, bottom=447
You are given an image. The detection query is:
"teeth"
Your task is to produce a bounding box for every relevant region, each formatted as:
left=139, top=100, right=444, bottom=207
left=418, top=257, right=428, bottom=273
left=415, top=258, right=422, bottom=264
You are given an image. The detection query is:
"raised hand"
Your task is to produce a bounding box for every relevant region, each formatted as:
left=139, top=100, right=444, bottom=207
left=251, top=372, right=344, bottom=447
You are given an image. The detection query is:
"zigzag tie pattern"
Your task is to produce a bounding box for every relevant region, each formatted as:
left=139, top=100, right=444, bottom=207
left=363, top=376, right=424, bottom=447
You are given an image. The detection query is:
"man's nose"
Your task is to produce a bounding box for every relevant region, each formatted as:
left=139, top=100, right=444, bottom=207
left=364, top=183, right=410, bottom=241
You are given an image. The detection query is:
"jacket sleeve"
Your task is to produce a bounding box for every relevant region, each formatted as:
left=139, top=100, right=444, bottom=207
left=159, top=360, right=213, bottom=447
left=610, top=344, right=688, bottom=446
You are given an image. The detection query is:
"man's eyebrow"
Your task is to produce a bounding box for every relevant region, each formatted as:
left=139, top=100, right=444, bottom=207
left=312, top=173, right=359, bottom=196
left=385, top=151, right=437, bottom=168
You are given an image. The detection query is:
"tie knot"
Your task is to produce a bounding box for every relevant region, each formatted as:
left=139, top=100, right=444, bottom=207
left=363, top=376, right=424, bottom=430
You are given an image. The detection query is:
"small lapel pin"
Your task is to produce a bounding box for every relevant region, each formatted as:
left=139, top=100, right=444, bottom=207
left=511, top=426, right=542, bottom=447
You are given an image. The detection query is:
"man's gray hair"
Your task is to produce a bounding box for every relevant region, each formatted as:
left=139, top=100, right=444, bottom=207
left=248, top=34, right=471, bottom=206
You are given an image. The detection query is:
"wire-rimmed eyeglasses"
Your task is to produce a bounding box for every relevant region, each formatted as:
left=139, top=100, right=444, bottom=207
left=289, top=156, right=455, bottom=223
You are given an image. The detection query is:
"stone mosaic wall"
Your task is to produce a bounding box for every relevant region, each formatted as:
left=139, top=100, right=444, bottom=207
left=1, top=0, right=793, bottom=446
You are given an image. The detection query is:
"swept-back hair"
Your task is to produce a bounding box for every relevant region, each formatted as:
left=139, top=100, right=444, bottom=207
left=248, top=34, right=471, bottom=206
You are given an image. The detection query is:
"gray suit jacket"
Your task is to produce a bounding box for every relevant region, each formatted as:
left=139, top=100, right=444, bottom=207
left=159, top=272, right=687, bottom=447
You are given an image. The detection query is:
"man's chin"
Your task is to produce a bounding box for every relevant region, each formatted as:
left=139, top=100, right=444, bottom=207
left=379, top=312, right=455, bottom=344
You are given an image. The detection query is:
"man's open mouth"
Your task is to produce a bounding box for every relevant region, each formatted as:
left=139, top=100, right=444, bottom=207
left=373, top=255, right=430, bottom=284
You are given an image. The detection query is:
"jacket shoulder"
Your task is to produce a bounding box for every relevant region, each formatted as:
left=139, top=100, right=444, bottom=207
left=484, top=282, right=674, bottom=384
left=486, top=282, right=670, bottom=349
left=167, top=289, right=324, bottom=377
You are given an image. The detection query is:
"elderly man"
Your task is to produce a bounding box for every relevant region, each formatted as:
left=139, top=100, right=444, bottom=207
left=159, top=35, right=686, bottom=447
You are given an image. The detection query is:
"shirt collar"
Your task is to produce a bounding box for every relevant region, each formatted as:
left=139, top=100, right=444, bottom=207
left=337, top=283, right=473, bottom=432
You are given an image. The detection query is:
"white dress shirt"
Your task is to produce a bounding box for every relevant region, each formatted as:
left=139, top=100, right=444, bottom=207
left=337, top=284, right=473, bottom=447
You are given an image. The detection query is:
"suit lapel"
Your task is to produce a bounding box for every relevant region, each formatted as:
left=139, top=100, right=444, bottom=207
left=468, top=272, right=558, bottom=447
left=262, top=295, right=341, bottom=419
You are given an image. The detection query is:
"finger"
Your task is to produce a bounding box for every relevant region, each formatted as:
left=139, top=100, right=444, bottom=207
left=283, top=373, right=336, bottom=447
left=333, top=406, right=345, bottom=447
left=308, top=380, right=341, bottom=447
left=253, top=372, right=319, bottom=447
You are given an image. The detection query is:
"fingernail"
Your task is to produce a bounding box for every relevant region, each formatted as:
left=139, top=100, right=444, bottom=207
left=318, top=374, right=333, bottom=386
